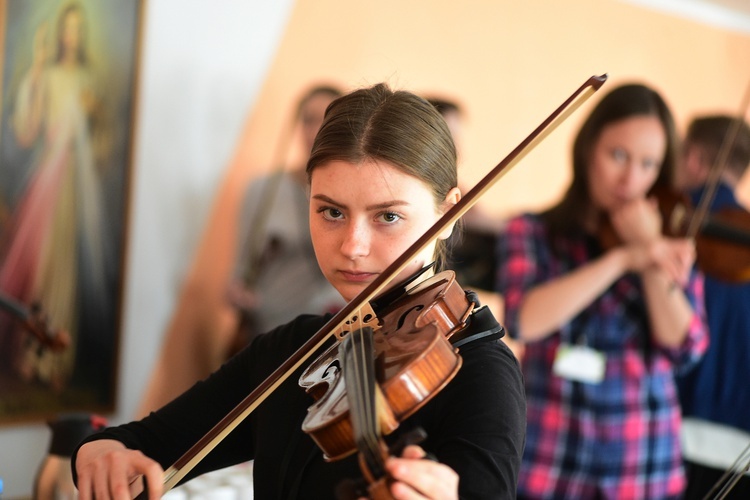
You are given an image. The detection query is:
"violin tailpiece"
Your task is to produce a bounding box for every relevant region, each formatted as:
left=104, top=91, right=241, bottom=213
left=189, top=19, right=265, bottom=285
left=332, top=304, right=379, bottom=341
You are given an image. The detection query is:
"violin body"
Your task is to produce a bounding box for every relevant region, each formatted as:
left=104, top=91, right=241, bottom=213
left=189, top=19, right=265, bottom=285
left=693, top=207, right=750, bottom=283
left=658, top=187, right=750, bottom=283
left=598, top=186, right=750, bottom=283
left=299, top=271, right=472, bottom=461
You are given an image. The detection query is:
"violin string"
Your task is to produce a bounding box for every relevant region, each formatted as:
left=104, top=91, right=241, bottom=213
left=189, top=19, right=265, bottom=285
left=356, top=325, right=376, bottom=444
left=360, top=325, right=384, bottom=474
left=702, top=438, right=750, bottom=500
left=344, top=324, right=383, bottom=477
left=687, top=82, right=750, bottom=239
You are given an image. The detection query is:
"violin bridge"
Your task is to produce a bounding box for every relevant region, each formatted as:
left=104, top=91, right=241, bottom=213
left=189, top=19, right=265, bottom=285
left=332, top=304, right=379, bottom=341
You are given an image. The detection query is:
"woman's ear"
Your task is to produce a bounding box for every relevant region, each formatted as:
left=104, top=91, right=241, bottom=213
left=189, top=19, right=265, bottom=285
left=438, top=187, right=462, bottom=240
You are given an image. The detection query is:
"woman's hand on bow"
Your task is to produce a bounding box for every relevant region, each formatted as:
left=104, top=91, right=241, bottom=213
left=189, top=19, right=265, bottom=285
left=75, top=439, right=164, bottom=500
left=384, top=445, right=458, bottom=500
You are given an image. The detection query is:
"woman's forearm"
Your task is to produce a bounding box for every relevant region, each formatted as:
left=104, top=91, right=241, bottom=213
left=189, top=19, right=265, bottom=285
left=517, top=248, right=629, bottom=341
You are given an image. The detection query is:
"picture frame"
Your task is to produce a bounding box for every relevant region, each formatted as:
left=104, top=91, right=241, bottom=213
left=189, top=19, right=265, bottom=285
left=0, top=0, right=143, bottom=424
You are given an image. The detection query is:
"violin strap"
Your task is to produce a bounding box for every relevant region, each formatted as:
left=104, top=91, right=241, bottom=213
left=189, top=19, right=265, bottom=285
left=450, top=299, right=504, bottom=349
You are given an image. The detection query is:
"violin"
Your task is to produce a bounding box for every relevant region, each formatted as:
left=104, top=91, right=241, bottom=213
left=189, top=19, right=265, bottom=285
left=656, top=187, right=750, bottom=283
left=0, top=293, right=70, bottom=351
left=294, top=268, right=470, bottom=497
left=138, top=74, right=608, bottom=498
left=597, top=186, right=750, bottom=283
left=299, top=269, right=471, bottom=497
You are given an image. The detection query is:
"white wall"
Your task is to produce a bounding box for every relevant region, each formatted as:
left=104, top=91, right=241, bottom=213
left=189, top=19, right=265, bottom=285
left=0, top=1, right=293, bottom=496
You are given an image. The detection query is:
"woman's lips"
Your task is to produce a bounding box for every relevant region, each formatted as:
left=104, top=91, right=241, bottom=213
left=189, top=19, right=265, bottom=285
left=338, top=270, right=377, bottom=282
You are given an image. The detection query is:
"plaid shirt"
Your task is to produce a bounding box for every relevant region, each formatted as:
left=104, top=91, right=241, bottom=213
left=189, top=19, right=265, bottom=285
left=496, top=213, right=708, bottom=499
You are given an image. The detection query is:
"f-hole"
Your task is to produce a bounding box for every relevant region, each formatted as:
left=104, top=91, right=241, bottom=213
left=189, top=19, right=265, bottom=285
left=396, top=304, right=424, bottom=332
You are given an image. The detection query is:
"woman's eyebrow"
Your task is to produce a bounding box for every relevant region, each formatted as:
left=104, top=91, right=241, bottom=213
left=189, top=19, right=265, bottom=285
left=311, top=194, right=410, bottom=211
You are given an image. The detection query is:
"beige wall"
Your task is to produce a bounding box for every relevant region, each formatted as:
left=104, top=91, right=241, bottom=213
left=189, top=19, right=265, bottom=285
left=231, top=0, right=750, bottom=218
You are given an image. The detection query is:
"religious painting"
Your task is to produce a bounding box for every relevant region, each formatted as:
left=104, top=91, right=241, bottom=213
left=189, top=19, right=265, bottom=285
left=0, top=0, right=142, bottom=423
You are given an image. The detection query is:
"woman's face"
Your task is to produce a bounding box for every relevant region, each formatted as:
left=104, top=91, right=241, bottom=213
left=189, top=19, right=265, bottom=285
left=309, top=159, right=458, bottom=302
left=588, top=115, right=666, bottom=211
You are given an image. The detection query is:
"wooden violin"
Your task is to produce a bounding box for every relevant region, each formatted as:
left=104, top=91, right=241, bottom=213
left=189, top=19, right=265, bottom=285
left=597, top=186, right=750, bottom=283
left=299, top=269, right=472, bottom=497
left=657, top=187, right=750, bottom=283
left=141, top=74, right=608, bottom=497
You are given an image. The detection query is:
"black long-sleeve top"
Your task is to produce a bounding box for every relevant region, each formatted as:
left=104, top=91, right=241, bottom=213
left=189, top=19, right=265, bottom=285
left=74, top=309, right=526, bottom=499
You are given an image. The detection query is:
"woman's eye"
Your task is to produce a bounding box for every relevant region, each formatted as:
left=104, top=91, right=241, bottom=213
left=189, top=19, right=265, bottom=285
left=320, top=207, right=343, bottom=220
left=379, top=212, right=401, bottom=223
left=642, top=158, right=658, bottom=170
left=611, top=148, right=628, bottom=163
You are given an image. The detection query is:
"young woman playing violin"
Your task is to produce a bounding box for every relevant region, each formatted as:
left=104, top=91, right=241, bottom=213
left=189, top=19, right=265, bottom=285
left=495, top=83, right=709, bottom=499
left=72, top=84, right=526, bottom=499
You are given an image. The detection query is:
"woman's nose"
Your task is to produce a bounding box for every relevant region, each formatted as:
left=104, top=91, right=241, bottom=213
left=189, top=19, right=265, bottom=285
left=340, top=221, right=370, bottom=259
left=619, top=162, right=640, bottom=188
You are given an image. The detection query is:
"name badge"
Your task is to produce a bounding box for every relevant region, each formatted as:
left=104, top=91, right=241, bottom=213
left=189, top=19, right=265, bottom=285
left=553, top=344, right=606, bottom=384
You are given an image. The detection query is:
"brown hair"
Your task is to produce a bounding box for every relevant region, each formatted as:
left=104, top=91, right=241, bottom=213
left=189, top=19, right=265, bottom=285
left=685, top=115, right=750, bottom=178
left=543, top=83, right=679, bottom=239
left=307, top=83, right=459, bottom=269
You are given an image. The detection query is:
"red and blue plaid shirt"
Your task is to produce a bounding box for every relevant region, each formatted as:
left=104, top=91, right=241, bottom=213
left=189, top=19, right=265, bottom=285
left=496, top=213, right=708, bottom=499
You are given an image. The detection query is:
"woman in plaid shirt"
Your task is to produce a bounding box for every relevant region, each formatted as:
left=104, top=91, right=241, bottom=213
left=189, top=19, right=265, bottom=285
left=496, top=83, right=708, bottom=499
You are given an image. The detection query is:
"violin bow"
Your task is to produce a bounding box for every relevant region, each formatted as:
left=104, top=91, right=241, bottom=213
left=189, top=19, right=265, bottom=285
left=151, top=74, right=608, bottom=494
left=686, top=81, right=750, bottom=239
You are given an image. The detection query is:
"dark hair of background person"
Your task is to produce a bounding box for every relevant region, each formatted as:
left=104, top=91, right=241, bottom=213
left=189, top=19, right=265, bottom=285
left=296, top=85, right=343, bottom=119
left=686, top=115, right=750, bottom=178
left=427, top=97, right=462, bottom=117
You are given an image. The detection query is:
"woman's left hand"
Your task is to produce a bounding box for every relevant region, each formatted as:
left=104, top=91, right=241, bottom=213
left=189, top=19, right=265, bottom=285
left=384, top=445, right=458, bottom=499
left=610, top=197, right=662, bottom=245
